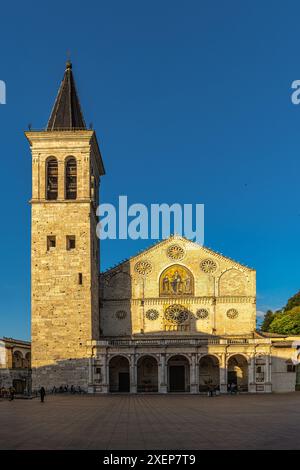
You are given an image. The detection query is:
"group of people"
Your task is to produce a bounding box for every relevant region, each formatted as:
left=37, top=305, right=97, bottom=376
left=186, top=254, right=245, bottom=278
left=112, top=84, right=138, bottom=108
left=0, top=387, right=13, bottom=399
left=207, top=385, right=220, bottom=397
left=51, top=384, right=84, bottom=394
left=0, top=386, right=16, bottom=401
left=206, top=383, right=239, bottom=396
left=227, top=382, right=239, bottom=394
left=0, top=386, right=45, bottom=401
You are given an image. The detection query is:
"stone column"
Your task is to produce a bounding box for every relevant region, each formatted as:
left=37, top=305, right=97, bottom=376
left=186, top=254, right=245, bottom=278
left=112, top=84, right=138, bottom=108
left=6, top=347, right=13, bottom=369
left=102, top=353, right=109, bottom=393
left=103, top=354, right=108, bottom=386
left=219, top=353, right=227, bottom=394
left=248, top=356, right=256, bottom=393
left=39, top=155, right=46, bottom=201
left=88, top=357, right=93, bottom=383
left=159, top=353, right=167, bottom=393
left=265, top=354, right=272, bottom=393
left=88, top=356, right=94, bottom=393
left=190, top=354, right=197, bottom=393
left=81, top=154, right=90, bottom=199
left=195, top=356, right=200, bottom=393
left=57, top=158, right=65, bottom=200
left=130, top=354, right=137, bottom=394
left=265, top=355, right=269, bottom=381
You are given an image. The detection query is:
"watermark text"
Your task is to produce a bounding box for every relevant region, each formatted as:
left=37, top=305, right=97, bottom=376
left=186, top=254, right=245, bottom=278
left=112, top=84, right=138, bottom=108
left=96, top=196, right=204, bottom=244
left=0, top=80, right=6, bottom=104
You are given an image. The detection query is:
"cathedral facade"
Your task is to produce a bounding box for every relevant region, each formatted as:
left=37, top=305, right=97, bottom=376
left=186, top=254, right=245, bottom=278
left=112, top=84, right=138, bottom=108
left=26, top=63, right=300, bottom=394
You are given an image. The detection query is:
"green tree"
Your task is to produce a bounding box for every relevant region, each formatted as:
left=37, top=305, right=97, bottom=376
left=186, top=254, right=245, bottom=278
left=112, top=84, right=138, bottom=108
left=261, top=310, right=275, bottom=331
left=284, top=290, right=300, bottom=312
left=269, top=307, right=300, bottom=335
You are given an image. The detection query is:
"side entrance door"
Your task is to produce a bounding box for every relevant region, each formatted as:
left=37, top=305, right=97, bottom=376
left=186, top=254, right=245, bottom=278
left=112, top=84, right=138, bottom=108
left=119, top=372, right=130, bottom=392
left=13, top=379, right=26, bottom=394
left=228, top=371, right=237, bottom=385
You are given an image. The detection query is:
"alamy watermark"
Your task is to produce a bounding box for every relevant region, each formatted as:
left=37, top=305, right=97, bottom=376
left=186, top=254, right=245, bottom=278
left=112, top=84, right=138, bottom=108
left=96, top=196, right=204, bottom=244
left=0, top=80, right=6, bottom=104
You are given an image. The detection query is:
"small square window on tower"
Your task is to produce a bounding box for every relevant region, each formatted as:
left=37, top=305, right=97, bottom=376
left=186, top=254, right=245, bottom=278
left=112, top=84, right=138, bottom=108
left=66, top=235, right=76, bottom=250
left=47, top=235, right=56, bottom=251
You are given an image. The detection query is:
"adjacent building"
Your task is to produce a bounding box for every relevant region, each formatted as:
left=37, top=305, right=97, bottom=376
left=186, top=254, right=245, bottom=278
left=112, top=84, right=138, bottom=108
left=0, top=337, right=31, bottom=393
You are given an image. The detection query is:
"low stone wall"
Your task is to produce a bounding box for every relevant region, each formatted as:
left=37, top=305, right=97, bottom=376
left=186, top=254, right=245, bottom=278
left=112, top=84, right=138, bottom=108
left=31, top=358, right=89, bottom=392
left=0, top=368, right=31, bottom=392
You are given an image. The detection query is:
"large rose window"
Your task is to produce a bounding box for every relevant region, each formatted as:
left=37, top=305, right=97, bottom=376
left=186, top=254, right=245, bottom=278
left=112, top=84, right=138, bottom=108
left=165, top=304, right=189, bottom=324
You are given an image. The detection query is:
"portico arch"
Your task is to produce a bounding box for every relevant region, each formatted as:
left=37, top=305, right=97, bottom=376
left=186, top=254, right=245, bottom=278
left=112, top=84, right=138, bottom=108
left=137, top=355, right=158, bottom=392
left=167, top=355, right=190, bottom=392
left=12, top=351, right=24, bottom=369
left=199, top=355, right=220, bottom=392
left=109, top=355, right=130, bottom=392
left=227, top=354, right=248, bottom=391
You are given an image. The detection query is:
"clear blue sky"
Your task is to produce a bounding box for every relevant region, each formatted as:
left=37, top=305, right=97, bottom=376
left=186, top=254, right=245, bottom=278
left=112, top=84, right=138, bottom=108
left=0, top=1, right=299, bottom=340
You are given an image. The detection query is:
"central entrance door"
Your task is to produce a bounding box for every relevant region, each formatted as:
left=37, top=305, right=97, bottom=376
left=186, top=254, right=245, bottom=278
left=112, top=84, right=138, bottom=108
left=167, top=355, right=190, bottom=392
left=169, top=365, right=185, bottom=392
left=119, top=372, right=130, bottom=392
left=137, top=356, right=158, bottom=392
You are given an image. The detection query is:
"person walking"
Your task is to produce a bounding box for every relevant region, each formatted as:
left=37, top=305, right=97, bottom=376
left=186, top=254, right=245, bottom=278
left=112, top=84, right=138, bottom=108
left=40, top=386, right=46, bottom=403
left=9, top=386, right=15, bottom=401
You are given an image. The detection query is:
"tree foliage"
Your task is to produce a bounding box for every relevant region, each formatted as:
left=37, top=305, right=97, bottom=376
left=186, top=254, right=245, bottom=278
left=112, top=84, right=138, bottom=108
left=268, top=307, right=300, bottom=335
left=261, top=310, right=275, bottom=332
left=284, top=290, right=300, bottom=312
left=261, top=290, right=300, bottom=334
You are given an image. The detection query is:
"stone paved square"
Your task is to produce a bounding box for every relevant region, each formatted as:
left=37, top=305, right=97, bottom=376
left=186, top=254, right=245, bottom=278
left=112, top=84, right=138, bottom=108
left=1, top=393, right=300, bottom=450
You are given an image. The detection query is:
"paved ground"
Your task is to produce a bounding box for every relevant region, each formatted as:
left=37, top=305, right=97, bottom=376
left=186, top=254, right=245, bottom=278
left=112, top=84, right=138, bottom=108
left=1, top=393, right=300, bottom=450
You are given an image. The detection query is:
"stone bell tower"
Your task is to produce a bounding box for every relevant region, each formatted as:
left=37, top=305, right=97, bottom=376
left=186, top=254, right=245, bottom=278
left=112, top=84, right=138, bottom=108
left=25, top=62, right=105, bottom=390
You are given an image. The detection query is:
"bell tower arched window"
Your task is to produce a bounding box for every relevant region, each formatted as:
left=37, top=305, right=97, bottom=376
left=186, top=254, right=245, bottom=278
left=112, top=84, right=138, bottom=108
left=46, top=158, right=58, bottom=200
left=65, top=157, right=77, bottom=200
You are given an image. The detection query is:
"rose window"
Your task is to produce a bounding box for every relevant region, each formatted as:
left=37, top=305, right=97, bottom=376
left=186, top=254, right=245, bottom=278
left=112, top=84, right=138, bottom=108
left=226, top=308, right=239, bottom=319
left=134, top=260, right=152, bottom=276
left=196, top=308, right=209, bottom=319
left=165, top=304, right=189, bottom=324
left=167, top=244, right=185, bottom=260
left=200, top=258, right=217, bottom=274
left=146, top=309, right=159, bottom=321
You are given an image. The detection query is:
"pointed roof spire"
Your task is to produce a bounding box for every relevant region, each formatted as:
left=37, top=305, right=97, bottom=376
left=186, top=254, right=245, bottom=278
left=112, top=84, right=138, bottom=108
left=47, top=61, right=86, bottom=131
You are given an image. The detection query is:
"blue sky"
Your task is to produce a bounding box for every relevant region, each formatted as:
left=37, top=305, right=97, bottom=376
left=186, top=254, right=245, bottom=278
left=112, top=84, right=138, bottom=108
left=0, top=1, right=299, bottom=340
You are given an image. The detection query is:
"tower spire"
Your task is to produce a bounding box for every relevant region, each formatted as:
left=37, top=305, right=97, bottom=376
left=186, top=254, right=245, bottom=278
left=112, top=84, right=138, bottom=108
left=47, top=61, right=86, bottom=130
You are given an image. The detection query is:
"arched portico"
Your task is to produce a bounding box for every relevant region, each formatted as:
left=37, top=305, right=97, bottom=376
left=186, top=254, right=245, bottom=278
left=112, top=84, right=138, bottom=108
left=199, top=355, right=220, bottom=392
left=167, top=355, right=190, bottom=392
left=137, top=355, right=158, bottom=392
left=12, top=351, right=24, bottom=369
left=227, top=354, right=248, bottom=391
left=109, top=355, right=130, bottom=392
